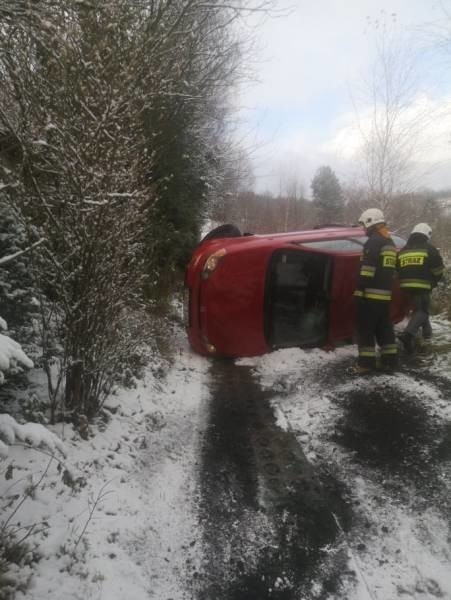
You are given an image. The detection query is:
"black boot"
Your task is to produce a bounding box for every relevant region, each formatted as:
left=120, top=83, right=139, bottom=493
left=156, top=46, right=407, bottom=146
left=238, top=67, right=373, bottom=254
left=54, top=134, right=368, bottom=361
left=399, top=332, right=415, bottom=354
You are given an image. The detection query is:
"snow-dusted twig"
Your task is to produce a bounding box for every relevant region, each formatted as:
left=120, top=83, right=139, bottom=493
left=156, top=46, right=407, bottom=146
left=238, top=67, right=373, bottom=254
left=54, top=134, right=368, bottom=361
left=1, top=456, right=54, bottom=533
left=9, top=442, right=68, bottom=470
left=14, top=522, right=51, bottom=547
left=74, top=481, right=114, bottom=549
left=5, top=520, right=50, bottom=537
left=0, top=238, right=46, bottom=266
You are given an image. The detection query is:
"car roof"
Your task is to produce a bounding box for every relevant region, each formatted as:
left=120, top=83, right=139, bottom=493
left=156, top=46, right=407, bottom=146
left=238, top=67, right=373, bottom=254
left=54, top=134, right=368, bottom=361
left=194, top=227, right=408, bottom=266
left=250, top=226, right=362, bottom=241
left=199, top=226, right=365, bottom=252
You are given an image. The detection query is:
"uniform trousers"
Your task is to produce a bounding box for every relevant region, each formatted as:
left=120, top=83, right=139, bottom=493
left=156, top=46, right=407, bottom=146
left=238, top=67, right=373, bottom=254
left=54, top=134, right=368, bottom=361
left=404, top=291, right=432, bottom=339
left=356, top=298, right=398, bottom=368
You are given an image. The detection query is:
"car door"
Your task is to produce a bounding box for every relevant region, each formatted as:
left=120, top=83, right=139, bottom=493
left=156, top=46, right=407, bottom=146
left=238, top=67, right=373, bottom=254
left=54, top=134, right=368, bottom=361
left=264, top=248, right=332, bottom=349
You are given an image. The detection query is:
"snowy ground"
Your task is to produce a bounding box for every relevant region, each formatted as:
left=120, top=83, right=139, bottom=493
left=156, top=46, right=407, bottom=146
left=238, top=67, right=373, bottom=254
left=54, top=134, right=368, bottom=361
left=1, top=328, right=210, bottom=600
left=1, top=316, right=451, bottom=599
left=239, top=315, right=451, bottom=599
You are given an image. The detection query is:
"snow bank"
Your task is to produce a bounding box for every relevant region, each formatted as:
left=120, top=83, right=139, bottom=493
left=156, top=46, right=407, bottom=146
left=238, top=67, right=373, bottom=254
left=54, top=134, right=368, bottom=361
left=2, top=329, right=209, bottom=600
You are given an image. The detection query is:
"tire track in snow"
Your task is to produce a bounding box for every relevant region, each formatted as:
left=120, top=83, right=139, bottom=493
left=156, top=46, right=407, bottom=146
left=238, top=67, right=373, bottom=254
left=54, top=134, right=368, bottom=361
left=194, top=360, right=356, bottom=600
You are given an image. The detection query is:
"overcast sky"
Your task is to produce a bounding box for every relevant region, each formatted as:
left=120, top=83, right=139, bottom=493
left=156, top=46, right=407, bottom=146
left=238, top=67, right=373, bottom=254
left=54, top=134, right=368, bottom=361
left=238, top=0, right=451, bottom=196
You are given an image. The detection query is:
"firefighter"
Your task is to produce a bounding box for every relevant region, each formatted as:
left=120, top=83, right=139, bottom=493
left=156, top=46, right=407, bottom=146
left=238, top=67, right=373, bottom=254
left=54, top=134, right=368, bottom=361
left=397, top=223, right=444, bottom=354
left=353, top=208, right=398, bottom=373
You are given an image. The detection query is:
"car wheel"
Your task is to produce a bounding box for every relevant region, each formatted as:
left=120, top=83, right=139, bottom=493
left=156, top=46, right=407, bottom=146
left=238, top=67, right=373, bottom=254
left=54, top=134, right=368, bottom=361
left=200, top=223, right=242, bottom=243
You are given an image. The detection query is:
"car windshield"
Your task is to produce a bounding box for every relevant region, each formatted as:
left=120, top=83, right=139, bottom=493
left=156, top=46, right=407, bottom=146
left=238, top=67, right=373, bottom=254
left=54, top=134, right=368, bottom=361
left=295, top=234, right=405, bottom=252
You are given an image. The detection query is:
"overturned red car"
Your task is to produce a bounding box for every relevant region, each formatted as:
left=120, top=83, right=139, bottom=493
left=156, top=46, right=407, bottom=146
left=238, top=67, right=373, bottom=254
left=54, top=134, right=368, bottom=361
left=184, top=224, right=407, bottom=358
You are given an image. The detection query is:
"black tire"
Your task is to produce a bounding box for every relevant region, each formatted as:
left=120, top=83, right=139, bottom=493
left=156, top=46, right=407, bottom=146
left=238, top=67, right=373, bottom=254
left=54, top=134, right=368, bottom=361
left=200, top=223, right=242, bottom=243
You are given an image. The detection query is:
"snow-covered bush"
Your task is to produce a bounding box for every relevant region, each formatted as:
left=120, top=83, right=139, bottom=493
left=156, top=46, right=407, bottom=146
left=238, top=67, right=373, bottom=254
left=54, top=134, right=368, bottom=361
left=1, top=0, right=268, bottom=421
left=0, top=195, right=40, bottom=353
left=0, top=414, right=66, bottom=597
left=431, top=264, right=451, bottom=320
left=0, top=413, right=65, bottom=458
left=0, top=3, right=152, bottom=420
left=0, top=322, right=33, bottom=387
left=0, top=194, right=44, bottom=428
left=21, top=391, right=48, bottom=425
left=0, top=530, right=34, bottom=600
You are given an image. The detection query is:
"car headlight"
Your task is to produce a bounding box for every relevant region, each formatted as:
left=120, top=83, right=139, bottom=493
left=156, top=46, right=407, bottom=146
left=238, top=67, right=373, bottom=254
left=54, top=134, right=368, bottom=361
left=201, top=248, right=227, bottom=279
left=201, top=334, right=217, bottom=354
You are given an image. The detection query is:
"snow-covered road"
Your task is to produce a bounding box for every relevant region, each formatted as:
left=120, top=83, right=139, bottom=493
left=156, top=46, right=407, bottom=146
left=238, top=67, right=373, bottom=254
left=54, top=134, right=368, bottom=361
left=237, top=316, right=451, bottom=599
left=196, top=361, right=349, bottom=599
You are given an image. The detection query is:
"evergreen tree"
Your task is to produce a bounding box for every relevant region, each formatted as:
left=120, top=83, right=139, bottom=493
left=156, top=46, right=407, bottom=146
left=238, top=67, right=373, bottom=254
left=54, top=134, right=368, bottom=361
left=0, top=195, right=38, bottom=349
left=140, top=2, right=245, bottom=298
left=311, top=166, right=344, bottom=225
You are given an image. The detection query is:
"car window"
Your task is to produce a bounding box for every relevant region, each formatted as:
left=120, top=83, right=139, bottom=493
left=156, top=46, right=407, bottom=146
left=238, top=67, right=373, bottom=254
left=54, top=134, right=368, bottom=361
left=391, top=235, right=406, bottom=248
left=295, top=234, right=405, bottom=252
left=350, top=235, right=406, bottom=248
left=295, top=238, right=365, bottom=252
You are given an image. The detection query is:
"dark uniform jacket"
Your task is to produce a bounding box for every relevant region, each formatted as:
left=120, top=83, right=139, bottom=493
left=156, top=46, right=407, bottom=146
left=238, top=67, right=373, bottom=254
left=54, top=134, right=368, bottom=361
left=397, top=233, right=444, bottom=291
left=354, top=228, right=397, bottom=301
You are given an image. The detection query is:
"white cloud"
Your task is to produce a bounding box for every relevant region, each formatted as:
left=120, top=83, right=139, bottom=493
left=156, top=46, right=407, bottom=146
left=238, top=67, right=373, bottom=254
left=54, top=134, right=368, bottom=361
left=322, top=94, right=451, bottom=164
left=239, top=1, right=451, bottom=194
left=247, top=93, right=451, bottom=195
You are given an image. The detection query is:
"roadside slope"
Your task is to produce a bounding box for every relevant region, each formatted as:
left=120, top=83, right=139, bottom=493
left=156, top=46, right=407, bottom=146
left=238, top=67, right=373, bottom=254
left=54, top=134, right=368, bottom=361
left=3, top=330, right=209, bottom=600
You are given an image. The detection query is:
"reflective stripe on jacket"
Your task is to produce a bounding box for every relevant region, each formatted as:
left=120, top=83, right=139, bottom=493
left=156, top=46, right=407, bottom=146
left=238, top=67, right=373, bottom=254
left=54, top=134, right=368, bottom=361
left=354, top=229, right=397, bottom=301
left=397, top=241, right=444, bottom=291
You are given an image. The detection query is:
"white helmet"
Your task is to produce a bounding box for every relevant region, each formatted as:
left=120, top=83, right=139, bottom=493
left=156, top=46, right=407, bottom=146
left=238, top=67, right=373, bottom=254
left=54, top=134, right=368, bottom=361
left=411, top=222, right=432, bottom=239
left=358, top=208, right=385, bottom=229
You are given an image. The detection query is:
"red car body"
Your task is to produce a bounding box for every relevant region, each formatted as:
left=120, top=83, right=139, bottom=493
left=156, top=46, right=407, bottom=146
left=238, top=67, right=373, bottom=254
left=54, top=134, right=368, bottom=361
left=184, top=226, right=407, bottom=358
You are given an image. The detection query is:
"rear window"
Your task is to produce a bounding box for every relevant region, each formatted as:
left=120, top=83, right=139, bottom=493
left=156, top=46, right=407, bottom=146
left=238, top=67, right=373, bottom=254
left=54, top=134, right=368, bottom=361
left=295, top=235, right=405, bottom=252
